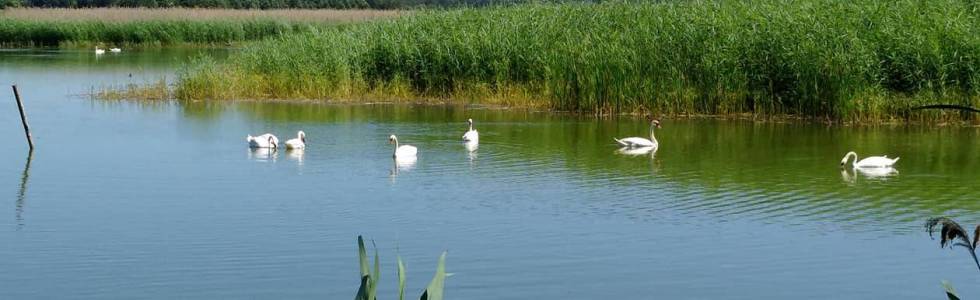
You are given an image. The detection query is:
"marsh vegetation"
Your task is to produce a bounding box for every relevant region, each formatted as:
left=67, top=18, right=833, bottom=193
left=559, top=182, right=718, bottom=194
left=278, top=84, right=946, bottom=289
left=172, top=0, right=980, bottom=121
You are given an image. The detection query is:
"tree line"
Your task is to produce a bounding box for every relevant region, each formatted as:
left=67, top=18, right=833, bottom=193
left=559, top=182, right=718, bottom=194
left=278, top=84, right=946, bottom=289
left=2, top=0, right=537, bottom=9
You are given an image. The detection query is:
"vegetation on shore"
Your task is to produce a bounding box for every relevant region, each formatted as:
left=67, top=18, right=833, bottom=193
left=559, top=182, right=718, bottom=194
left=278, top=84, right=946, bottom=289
left=3, top=0, right=527, bottom=9
left=0, top=8, right=398, bottom=47
left=173, top=0, right=980, bottom=121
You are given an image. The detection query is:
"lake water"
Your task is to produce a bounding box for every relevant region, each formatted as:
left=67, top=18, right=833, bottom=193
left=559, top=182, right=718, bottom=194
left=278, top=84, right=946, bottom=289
left=2, top=49, right=980, bottom=299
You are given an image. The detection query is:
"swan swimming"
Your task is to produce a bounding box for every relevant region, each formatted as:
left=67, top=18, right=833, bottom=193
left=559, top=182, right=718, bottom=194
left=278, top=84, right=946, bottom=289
left=840, top=151, right=899, bottom=168
left=388, top=135, right=418, bottom=158
left=109, top=48, right=122, bottom=53
left=94, top=47, right=106, bottom=55
left=285, top=131, right=306, bottom=149
left=247, top=133, right=279, bottom=149
left=462, top=118, right=479, bottom=142
left=614, top=119, right=661, bottom=148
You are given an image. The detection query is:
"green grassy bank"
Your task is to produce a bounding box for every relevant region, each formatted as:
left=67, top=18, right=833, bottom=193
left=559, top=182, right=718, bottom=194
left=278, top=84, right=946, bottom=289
left=175, top=0, right=980, bottom=120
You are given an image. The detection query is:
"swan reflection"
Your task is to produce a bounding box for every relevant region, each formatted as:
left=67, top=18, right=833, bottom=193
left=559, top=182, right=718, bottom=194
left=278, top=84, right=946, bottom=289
left=287, top=149, right=305, bottom=165
left=248, top=148, right=277, bottom=162
left=464, top=140, right=478, bottom=163
left=841, top=167, right=898, bottom=184
left=616, top=146, right=656, bottom=157
left=389, top=156, right=418, bottom=181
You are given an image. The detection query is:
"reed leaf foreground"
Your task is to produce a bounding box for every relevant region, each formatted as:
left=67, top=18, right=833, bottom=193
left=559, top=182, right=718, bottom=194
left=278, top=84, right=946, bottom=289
left=175, top=0, right=980, bottom=121
left=925, top=217, right=980, bottom=272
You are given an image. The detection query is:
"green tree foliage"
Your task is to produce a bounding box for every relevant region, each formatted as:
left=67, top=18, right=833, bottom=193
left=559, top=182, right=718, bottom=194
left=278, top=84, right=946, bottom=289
left=11, top=0, right=539, bottom=8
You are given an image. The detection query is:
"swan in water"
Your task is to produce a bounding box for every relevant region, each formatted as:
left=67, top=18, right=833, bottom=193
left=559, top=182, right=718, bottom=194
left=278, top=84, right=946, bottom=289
left=840, top=151, right=899, bottom=168
left=109, top=47, right=122, bottom=53
left=94, top=47, right=105, bottom=55
left=285, top=131, right=306, bottom=149
left=247, top=133, right=279, bottom=149
left=462, top=118, right=479, bottom=142
left=388, top=135, right=418, bottom=158
left=614, top=119, right=661, bottom=148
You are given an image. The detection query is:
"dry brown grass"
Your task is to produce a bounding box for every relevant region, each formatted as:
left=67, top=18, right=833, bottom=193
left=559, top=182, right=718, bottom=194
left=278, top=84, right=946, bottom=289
left=0, top=7, right=403, bottom=23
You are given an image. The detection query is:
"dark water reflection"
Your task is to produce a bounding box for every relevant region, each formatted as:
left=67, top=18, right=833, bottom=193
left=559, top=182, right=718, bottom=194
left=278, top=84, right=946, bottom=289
left=16, top=150, right=32, bottom=229
left=2, top=49, right=979, bottom=299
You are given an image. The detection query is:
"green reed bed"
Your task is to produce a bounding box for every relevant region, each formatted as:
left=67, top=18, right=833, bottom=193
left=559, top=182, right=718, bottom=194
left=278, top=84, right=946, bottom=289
left=176, top=0, right=980, bottom=121
left=0, top=18, right=333, bottom=47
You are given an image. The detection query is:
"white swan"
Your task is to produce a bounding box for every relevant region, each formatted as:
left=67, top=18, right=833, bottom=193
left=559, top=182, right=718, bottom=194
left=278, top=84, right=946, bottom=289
left=247, top=133, right=279, bottom=149
left=94, top=47, right=105, bottom=55
left=462, top=118, right=479, bottom=142
left=389, top=135, right=418, bottom=158
left=840, top=151, right=899, bottom=168
left=109, top=48, right=122, bottom=53
left=615, top=119, right=661, bottom=148
left=285, top=131, right=306, bottom=149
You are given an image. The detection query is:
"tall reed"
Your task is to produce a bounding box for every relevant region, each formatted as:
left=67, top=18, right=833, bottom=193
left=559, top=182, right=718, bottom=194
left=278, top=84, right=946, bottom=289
left=176, top=0, right=980, bottom=121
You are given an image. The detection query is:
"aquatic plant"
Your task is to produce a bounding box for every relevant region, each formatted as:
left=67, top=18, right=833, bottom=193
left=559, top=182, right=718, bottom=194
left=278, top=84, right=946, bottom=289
left=355, top=236, right=448, bottom=300
left=943, top=280, right=961, bottom=300
left=174, top=0, right=980, bottom=121
left=925, top=217, right=980, bottom=271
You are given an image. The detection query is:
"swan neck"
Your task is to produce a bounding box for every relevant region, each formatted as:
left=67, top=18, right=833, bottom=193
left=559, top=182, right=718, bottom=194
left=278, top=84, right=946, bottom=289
left=392, top=138, right=399, bottom=156
left=650, top=124, right=658, bottom=144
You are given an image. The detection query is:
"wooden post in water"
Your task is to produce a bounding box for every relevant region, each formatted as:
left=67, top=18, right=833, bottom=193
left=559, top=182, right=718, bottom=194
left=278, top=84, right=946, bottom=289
left=11, top=85, right=34, bottom=150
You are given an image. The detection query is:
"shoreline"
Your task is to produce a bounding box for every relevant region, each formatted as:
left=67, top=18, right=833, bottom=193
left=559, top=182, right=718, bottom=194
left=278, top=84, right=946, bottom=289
left=89, top=84, right=980, bottom=127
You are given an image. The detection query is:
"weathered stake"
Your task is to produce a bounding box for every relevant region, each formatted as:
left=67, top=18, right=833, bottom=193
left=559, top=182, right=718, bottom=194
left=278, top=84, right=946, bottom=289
left=11, top=85, right=34, bottom=150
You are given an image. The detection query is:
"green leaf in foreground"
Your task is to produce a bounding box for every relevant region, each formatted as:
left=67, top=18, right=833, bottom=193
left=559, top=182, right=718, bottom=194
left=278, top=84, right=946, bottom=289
left=420, top=251, right=447, bottom=300
left=398, top=255, right=407, bottom=300
left=943, top=280, right=961, bottom=300
left=355, top=236, right=379, bottom=300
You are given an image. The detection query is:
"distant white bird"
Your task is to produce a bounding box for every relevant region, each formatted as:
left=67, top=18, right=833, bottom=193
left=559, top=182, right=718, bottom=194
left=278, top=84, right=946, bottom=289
left=285, top=131, right=306, bottom=149
left=388, top=135, right=417, bottom=158
left=840, top=151, right=899, bottom=168
left=614, top=119, right=661, bottom=148
left=109, top=48, right=122, bottom=53
left=94, top=47, right=106, bottom=55
left=462, top=118, right=479, bottom=142
left=247, top=133, right=279, bottom=149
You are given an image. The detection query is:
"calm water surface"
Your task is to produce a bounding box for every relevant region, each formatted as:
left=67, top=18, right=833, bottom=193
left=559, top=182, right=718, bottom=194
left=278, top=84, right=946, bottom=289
left=2, top=49, right=980, bottom=299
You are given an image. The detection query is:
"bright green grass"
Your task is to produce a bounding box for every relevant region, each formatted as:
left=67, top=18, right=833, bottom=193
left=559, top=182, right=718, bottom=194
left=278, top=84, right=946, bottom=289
left=176, top=0, right=980, bottom=121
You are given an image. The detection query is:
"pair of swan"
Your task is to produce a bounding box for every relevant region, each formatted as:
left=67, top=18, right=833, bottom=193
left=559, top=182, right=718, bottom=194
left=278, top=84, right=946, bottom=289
left=612, top=118, right=900, bottom=168
left=247, top=131, right=306, bottom=150
left=615, top=119, right=660, bottom=148
left=94, top=47, right=122, bottom=55
left=389, top=118, right=480, bottom=158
